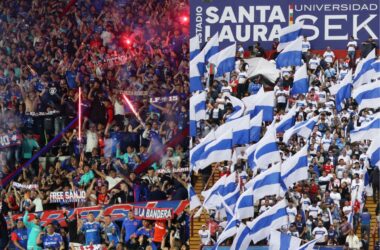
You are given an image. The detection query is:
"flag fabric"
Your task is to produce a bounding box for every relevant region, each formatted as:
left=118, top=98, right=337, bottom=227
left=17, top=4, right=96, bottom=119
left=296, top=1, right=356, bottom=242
left=281, top=143, right=309, bottom=188
left=235, top=187, right=254, bottom=220
left=196, top=129, right=233, bottom=170
left=350, top=113, right=380, bottom=142
left=189, top=91, right=206, bottom=136
left=203, top=33, right=220, bottom=63
left=249, top=111, right=263, bottom=143
left=245, top=163, right=287, bottom=203
left=188, top=184, right=201, bottom=211
left=230, top=223, right=252, bottom=250
left=283, top=115, right=319, bottom=144
left=246, top=57, right=281, bottom=83
left=190, top=130, right=215, bottom=171
left=216, top=194, right=234, bottom=222
left=290, top=63, right=309, bottom=95
left=372, top=59, right=380, bottom=76
left=190, top=54, right=204, bottom=92
left=269, top=230, right=302, bottom=250
left=247, top=123, right=281, bottom=170
left=352, top=80, right=380, bottom=111
left=200, top=175, right=227, bottom=212
left=297, top=237, right=321, bottom=250
left=218, top=172, right=240, bottom=211
left=208, top=43, right=236, bottom=77
left=243, top=88, right=275, bottom=121
left=275, top=105, right=297, bottom=133
left=215, top=216, right=239, bottom=246
left=190, top=35, right=200, bottom=60
left=353, top=49, right=376, bottom=88
left=329, top=69, right=353, bottom=111
left=367, top=136, right=380, bottom=168
left=249, top=199, right=289, bottom=243
left=226, top=94, right=245, bottom=122
left=275, top=37, right=303, bottom=69
left=215, top=115, right=250, bottom=146
left=277, top=22, right=303, bottom=52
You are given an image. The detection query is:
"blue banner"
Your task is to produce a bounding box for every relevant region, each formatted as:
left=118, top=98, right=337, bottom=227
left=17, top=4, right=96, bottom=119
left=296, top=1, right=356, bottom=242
left=190, top=0, right=379, bottom=50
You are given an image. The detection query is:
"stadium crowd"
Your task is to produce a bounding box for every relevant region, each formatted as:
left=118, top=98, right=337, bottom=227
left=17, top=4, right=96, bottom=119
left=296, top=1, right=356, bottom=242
left=0, top=0, right=190, bottom=249
left=194, top=35, right=379, bottom=250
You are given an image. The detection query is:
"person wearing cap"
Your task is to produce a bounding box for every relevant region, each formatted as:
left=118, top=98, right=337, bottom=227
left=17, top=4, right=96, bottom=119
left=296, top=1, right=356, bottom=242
left=23, top=211, right=42, bottom=250
left=11, top=219, right=28, bottom=250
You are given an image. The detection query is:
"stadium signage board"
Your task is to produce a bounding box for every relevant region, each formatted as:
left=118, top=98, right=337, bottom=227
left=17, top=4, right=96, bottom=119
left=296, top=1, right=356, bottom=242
left=133, top=206, right=174, bottom=220
left=190, top=0, right=379, bottom=50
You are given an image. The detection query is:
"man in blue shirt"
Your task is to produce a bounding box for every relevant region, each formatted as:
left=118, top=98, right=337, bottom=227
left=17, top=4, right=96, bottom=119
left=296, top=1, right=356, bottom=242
left=80, top=212, right=102, bottom=245
left=136, top=220, right=154, bottom=240
left=360, top=207, right=371, bottom=237
left=103, top=215, right=120, bottom=247
left=38, top=223, right=64, bottom=250
left=121, top=212, right=141, bottom=243
left=11, top=220, right=28, bottom=250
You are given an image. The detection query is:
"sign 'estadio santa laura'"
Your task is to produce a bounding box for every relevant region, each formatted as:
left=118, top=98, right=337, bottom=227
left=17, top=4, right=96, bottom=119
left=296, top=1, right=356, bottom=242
left=191, top=0, right=379, bottom=50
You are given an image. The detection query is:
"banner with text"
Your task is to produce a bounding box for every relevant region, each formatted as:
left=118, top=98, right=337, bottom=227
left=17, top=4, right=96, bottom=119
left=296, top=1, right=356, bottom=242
left=190, top=0, right=379, bottom=50
left=6, top=200, right=189, bottom=228
left=49, top=190, right=87, bottom=203
left=133, top=206, right=174, bottom=221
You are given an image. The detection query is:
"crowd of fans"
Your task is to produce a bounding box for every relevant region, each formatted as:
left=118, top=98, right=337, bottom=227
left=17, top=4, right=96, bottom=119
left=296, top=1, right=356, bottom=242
left=194, top=35, right=378, bottom=250
left=0, top=0, right=190, bottom=249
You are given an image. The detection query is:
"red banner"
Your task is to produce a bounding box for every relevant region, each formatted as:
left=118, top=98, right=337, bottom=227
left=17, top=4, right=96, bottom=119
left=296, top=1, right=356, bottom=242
left=6, top=200, right=189, bottom=228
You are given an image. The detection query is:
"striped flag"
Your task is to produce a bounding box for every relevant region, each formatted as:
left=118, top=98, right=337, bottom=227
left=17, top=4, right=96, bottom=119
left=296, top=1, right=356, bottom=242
left=269, top=230, right=302, bottom=250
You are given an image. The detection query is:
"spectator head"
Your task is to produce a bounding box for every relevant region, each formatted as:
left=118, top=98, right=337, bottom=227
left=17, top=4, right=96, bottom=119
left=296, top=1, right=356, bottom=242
left=142, top=219, right=150, bottom=228
left=87, top=212, right=95, bottom=222
left=33, top=215, right=40, bottom=225
left=104, top=215, right=112, bottom=225
left=16, top=219, right=24, bottom=229
left=46, top=223, right=55, bottom=234
left=317, top=220, right=324, bottom=227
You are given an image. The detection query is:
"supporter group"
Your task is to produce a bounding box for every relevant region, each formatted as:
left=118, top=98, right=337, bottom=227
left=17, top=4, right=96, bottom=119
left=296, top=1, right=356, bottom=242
left=0, top=0, right=190, bottom=249
left=190, top=22, right=379, bottom=250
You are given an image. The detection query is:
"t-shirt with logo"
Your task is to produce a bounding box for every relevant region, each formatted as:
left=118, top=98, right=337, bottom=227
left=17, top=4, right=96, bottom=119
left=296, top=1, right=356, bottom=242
left=103, top=222, right=120, bottom=245
left=11, top=228, right=28, bottom=250
left=42, top=232, right=63, bottom=249
left=81, top=221, right=102, bottom=245
left=122, top=218, right=142, bottom=242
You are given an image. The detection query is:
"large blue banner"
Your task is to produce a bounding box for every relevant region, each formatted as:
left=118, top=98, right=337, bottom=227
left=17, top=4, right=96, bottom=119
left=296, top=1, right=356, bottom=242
left=190, top=0, right=380, bottom=50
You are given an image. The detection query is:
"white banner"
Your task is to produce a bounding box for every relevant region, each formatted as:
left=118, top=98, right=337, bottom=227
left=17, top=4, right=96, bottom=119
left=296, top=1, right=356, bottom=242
left=12, top=182, right=38, bottom=190
left=49, top=190, right=87, bottom=203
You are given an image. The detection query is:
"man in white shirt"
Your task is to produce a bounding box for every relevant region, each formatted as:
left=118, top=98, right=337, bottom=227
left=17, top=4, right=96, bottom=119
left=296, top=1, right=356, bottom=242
left=302, top=36, right=311, bottom=53
left=287, top=202, right=298, bottom=224
left=347, top=35, right=357, bottom=60
left=312, top=220, right=328, bottom=243
left=259, top=199, right=272, bottom=214
left=199, top=225, right=211, bottom=246
left=323, top=47, right=335, bottom=64
left=275, top=85, right=289, bottom=111
left=85, top=124, right=98, bottom=153
left=330, top=187, right=341, bottom=207
left=308, top=54, right=320, bottom=71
